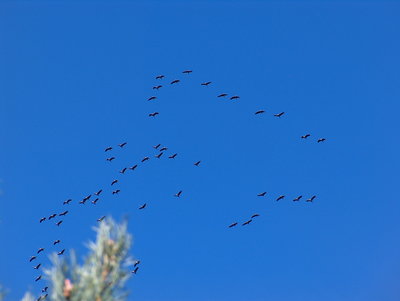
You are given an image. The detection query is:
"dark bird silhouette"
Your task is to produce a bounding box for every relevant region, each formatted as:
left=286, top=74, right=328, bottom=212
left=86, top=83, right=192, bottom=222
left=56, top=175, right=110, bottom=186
left=119, top=142, right=127, bottom=148
left=55, top=220, right=63, bottom=226
left=141, top=157, right=150, bottom=162
left=155, top=152, right=163, bottom=158
left=38, top=294, right=48, bottom=301
left=153, top=85, right=162, bottom=90
left=169, top=153, right=177, bottom=159
left=257, top=192, right=267, bottom=197
left=201, top=81, right=212, bottom=86
left=159, top=147, right=168, bottom=152
left=174, top=190, right=182, bottom=197
left=306, top=195, right=316, bottom=202
left=33, top=263, right=41, bottom=270
left=276, top=195, right=285, bottom=201
left=79, top=200, right=87, bottom=204
left=230, top=95, right=240, bottom=100
left=37, top=248, right=45, bottom=254
left=149, top=112, right=159, bottom=117
left=129, top=165, right=138, bottom=170
left=170, top=79, right=180, bottom=84
left=139, top=203, right=147, bottom=210
left=53, top=240, right=61, bottom=245
left=274, top=112, right=285, bottom=117
left=105, top=147, right=112, bottom=152
left=255, top=110, right=265, bottom=115
left=97, top=216, right=106, bottom=222
left=63, top=199, right=72, bottom=205
left=134, top=260, right=141, bottom=267
left=91, top=198, right=99, bottom=205
left=132, top=267, right=139, bottom=274
left=120, top=167, right=127, bottom=174
left=301, top=134, right=310, bottom=139
left=251, top=214, right=260, bottom=218
left=39, top=217, right=46, bottom=223
left=35, top=275, right=42, bottom=282
left=217, top=93, right=228, bottom=97
left=148, top=96, right=157, bottom=101
left=194, top=161, right=201, bottom=166
left=228, top=222, right=238, bottom=228
left=182, top=70, right=192, bottom=74
left=155, top=75, right=165, bottom=79
left=107, top=157, right=116, bottom=162
left=242, top=219, right=252, bottom=226
left=59, top=210, right=68, bottom=216
left=30, top=256, right=37, bottom=262
left=111, top=179, right=118, bottom=186
left=317, top=138, right=326, bottom=143
left=95, top=189, right=103, bottom=196
left=83, top=195, right=91, bottom=201
left=153, top=144, right=161, bottom=149
left=48, top=214, right=57, bottom=220
left=112, top=190, right=120, bottom=195
left=42, top=287, right=48, bottom=293
left=57, top=249, right=65, bottom=256
left=293, top=195, right=303, bottom=202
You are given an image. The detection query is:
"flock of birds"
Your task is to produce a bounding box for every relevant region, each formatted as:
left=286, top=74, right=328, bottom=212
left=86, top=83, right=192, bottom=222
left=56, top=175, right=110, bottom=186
left=27, top=70, right=326, bottom=300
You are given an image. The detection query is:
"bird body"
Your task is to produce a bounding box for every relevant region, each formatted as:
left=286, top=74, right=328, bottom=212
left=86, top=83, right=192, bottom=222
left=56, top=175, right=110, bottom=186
left=53, top=240, right=61, bottom=245
left=141, top=157, right=150, bottom=162
left=30, top=256, right=37, bottom=262
left=112, top=190, right=120, bottom=195
left=148, top=96, right=157, bottom=101
left=251, top=214, right=260, bottom=218
left=95, top=189, right=103, bottom=196
left=169, top=153, right=177, bottom=159
left=134, top=260, right=141, bottom=267
left=57, top=249, right=65, bottom=255
left=317, top=138, right=326, bottom=143
left=229, top=222, right=238, bottom=228
left=255, top=110, right=265, bottom=115
left=39, top=217, right=46, bottom=223
left=132, top=267, right=139, bottom=274
left=111, top=179, right=118, bottom=186
left=217, top=93, right=227, bottom=97
left=153, top=85, right=162, bottom=89
left=97, top=216, right=106, bottom=222
left=274, top=112, right=285, bottom=117
left=194, top=160, right=201, bottom=166
left=35, top=275, right=42, bottom=282
left=106, top=157, right=115, bottom=162
left=306, top=195, right=316, bottom=202
left=276, top=195, right=285, bottom=201
left=37, top=248, right=45, bottom=254
left=242, top=220, right=252, bottom=226
left=59, top=210, right=68, bottom=216
left=48, top=214, right=57, bottom=220
left=149, top=112, right=159, bottom=117
left=230, top=96, right=240, bottom=100
left=257, top=192, right=267, bottom=197
left=170, top=79, right=180, bottom=84
left=139, top=203, right=147, bottom=209
left=201, top=81, right=212, bottom=86
left=130, top=165, right=138, bottom=170
left=63, top=199, right=72, bottom=205
left=159, top=147, right=168, bottom=152
left=155, top=152, right=163, bottom=158
left=155, top=75, right=164, bottom=79
left=293, top=195, right=303, bottom=202
left=34, top=263, right=41, bottom=270
left=105, top=147, right=112, bottom=152
left=56, top=221, right=63, bottom=226
left=153, top=144, right=161, bottom=149
left=182, top=70, right=192, bottom=74
left=119, top=142, right=127, bottom=147
left=174, top=190, right=182, bottom=197
left=91, top=198, right=99, bottom=205
left=120, top=167, right=127, bottom=174
left=301, top=134, right=310, bottom=139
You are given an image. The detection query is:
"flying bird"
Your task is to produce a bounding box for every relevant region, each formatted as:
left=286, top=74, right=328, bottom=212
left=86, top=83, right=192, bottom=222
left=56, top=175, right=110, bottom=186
left=37, top=248, right=45, bottom=254
left=155, top=75, right=165, bottom=79
left=153, top=85, right=162, bottom=90
left=120, top=168, right=127, bottom=174
left=159, top=147, right=168, bottom=152
left=112, top=190, right=120, bottom=195
left=174, top=190, right=182, bottom=197
left=59, top=210, right=68, bottom=216
left=274, top=112, right=285, bottom=117
left=141, top=157, right=150, bottom=162
left=129, top=165, right=138, bottom=170
left=170, top=79, right=180, bottom=84
left=56, top=221, right=63, bottom=226
left=111, top=179, right=118, bottom=186
left=35, top=275, right=42, bottom=282
left=217, top=93, right=228, bottom=97
left=97, top=216, right=106, bottom=222
left=317, top=138, right=326, bottom=143
left=148, top=96, right=157, bottom=101
left=91, top=198, right=99, bottom=205
left=182, top=70, right=192, bottom=74
left=153, top=144, right=161, bottom=149
left=255, top=110, right=265, bottom=115
left=169, top=153, right=177, bottom=159
left=30, top=256, right=37, bottom=262
left=63, top=199, right=72, bottom=205
left=251, top=214, right=260, bottom=218
left=105, top=147, right=112, bottom=152
left=139, top=203, right=147, bottom=210
left=201, top=81, right=212, bottom=86
left=230, top=95, right=240, bottom=100
left=276, top=195, right=285, bottom=201
left=301, top=134, right=310, bottom=139
left=42, top=287, right=48, bottom=293
left=53, top=240, right=61, bottom=245
left=149, top=112, right=159, bottom=117
left=83, top=195, right=91, bottom=201
left=134, top=260, right=141, bottom=267
left=293, top=195, right=303, bottom=202
left=107, top=157, right=116, bottom=162
left=33, top=263, right=41, bottom=270
left=95, top=189, right=103, bottom=196
left=132, top=267, right=139, bottom=274
left=79, top=200, right=87, bottom=204
left=306, top=195, right=316, bottom=202
left=257, top=192, right=267, bottom=197
left=119, top=142, right=127, bottom=148
left=39, top=217, right=46, bottom=223
left=57, top=249, right=65, bottom=256
left=228, top=222, right=238, bottom=228
left=194, top=161, right=201, bottom=166
left=48, top=214, right=57, bottom=220
left=242, top=220, right=252, bottom=226
left=155, top=152, right=163, bottom=158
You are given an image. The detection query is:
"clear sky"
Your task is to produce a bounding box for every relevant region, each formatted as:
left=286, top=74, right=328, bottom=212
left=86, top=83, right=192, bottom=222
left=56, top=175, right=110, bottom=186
left=1, top=1, right=399, bottom=300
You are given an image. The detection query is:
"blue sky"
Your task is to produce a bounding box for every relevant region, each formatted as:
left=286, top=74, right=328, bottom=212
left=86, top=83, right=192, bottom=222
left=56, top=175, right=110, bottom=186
left=1, top=1, right=400, bottom=300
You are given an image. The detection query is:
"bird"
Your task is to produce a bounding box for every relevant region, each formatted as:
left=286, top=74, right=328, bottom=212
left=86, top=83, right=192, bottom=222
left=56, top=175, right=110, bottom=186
left=230, top=95, right=240, bottom=100
left=132, top=267, right=139, bottom=274
left=95, top=189, right=103, bottom=196
left=257, top=192, right=267, bottom=197
left=57, top=249, right=65, bottom=256
left=107, top=157, right=116, bottom=162
left=242, top=220, right=252, bottom=226
left=255, top=110, right=265, bottom=115
left=301, top=134, right=310, bottom=139
left=170, top=79, right=180, bottom=84
left=48, top=214, right=57, bottom=220
left=59, top=210, right=68, bottom=216
left=274, top=112, right=285, bottom=117
left=120, top=167, right=127, bottom=174
left=159, top=147, right=168, bottom=152
left=169, top=153, right=177, bottom=159
left=35, top=275, right=42, bottom=282
left=39, top=217, right=46, bottom=223
left=153, top=85, right=162, bottom=90
left=194, top=160, right=201, bottom=166
left=129, top=165, right=138, bottom=170
left=317, top=138, right=326, bottom=143
left=182, top=70, right=192, bottom=74
left=53, top=240, right=61, bottom=245
left=293, top=195, right=303, bottom=202
left=174, top=190, right=182, bottom=197
left=91, top=198, right=99, bottom=205
left=79, top=200, right=87, bottom=204
left=56, top=221, right=63, bottom=226
left=155, top=152, right=163, bottom=158
left=276, top=195, right=285, bottom=201
left=153, top=144, right=161, bottom=149
left=33, top=263, right=41, bottom=270
left=37, top=294, right=48, bottom=301
left=141, top=157, right=150, bottom=162
left=251, top=214, right=260, bottom=218
left=37, top=248, right=45, bottom=254
left=105, top=147, right=112, bottom=152
left=30, top=256, right=37, bottom=262
left=63, top=199, right=72, bottom=205
left=201, top=81, right=212, bottom=86
left=148, top=96, right=157, bottom=101
left=139, top=203, right=146, bottom=210
left=97, top=216, right=106, bottom=222
left=119, top=142, right=127, bottom=148
left=83, top=194, right=91, bottom=201
left=111, top=179, right=118, bottom=186
left=217, top=93, right=228, bottom=97
left=112, top=190, right=120, bottom=195
left=134, top=260, right=141, bottom=267
left=155, top=75, right=165, bottom=79
left=149, top=112, right=159, bottom=117
left=228, top=222, right=238, bottom=228
left=42, top=287, right=48, bottom=293
left=306, top=195, right=316, bottom=202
